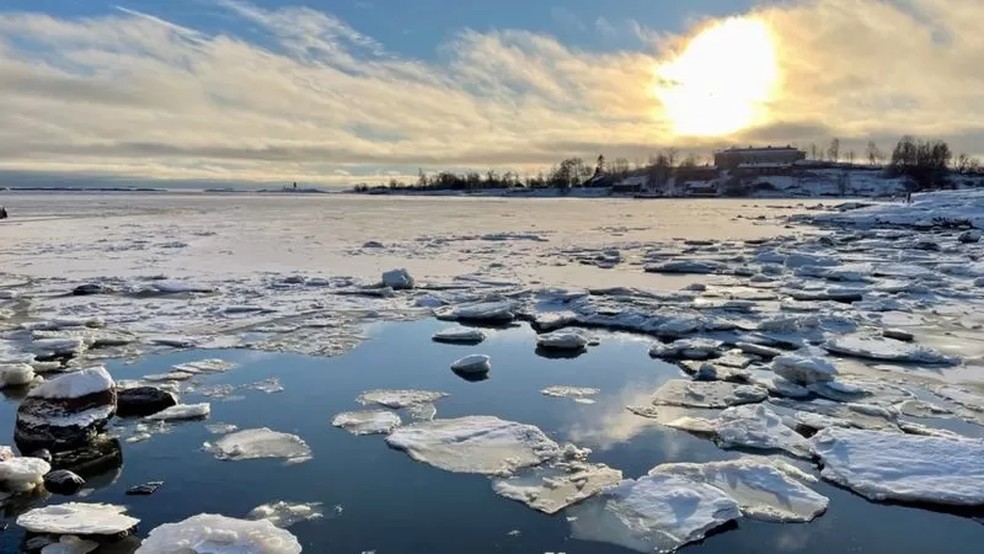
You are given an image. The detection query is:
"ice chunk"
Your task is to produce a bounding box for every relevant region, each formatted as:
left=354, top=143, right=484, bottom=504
left=149, top=281, right=215, bottom=294
left=247, top=501, right=324, bottom=528
left=434, top=300, right=516, bottom=322
left=143, top=371, right=195, bottom=382
left=0, top=456, right=51, bottom=492
left=40, top=535, right=99, bottom=554
left=356, top=389, right=448, bottom=409
left=649, top=459, right=828, bottom=522
left=1, top=363, right=36, bottom=388
left=649, top=338, right=722, bottom=361
left=568, top=473, right=741, bottom=553
left=492, top=462, right=623, bottom=514
left=735, top=342, right=783, bottom=359
left=385, top=416, right=560, bottom=475
left=783, top=252, right=840, bottom=268
left=450, top=354, right=491, bottom=374
left=28, top=366, right=113, bottom=399
left=651, top=380, right=767, bottom=409
left=381, top=268, right=414, bottom=290
left=136, top=513, right=301, bottom=553
left=536, top=330, right=590, bottom=351
left=541, top=386, right=600, bottom=404
left=172, top=358, right=235, bottom=373
left=332, top=410, right=402, bottom=435
left=824, top=334, right=956, bottom=365
left=432, top=327, right=486, bottom=344
left=17, top=503, right=139, bottom=535
left=740, top=368, right=810, bottom=398
left=811, top=427, right=984, bottom=506
left=934, top=385, right=984, bottom=412
left=645, top=260, right=723, bottom=274
left=771, top=353, right=838, bottom=384
left=145, top=403, right=211, bottom=421
left=714, top=404, right=812, bottom=458
left=205, top=428, right=312, bottom=464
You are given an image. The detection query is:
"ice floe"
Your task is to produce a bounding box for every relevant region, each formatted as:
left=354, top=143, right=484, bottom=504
left=450, top=354, right=491, bottom=375
left=332, top=410, right=402, bottom=435
left=492, top=462, right=623, bottom=514
left=811, top=427, right=984, bottom=506
left=0, top=455, right=51, bottom=492
left=136, top=513, right=301, bottom=553
left=385, top=416, right=560, bottom=475
left=649, top=338, right=722, bottom=361
left=205, top=428, right=312, bottom=464
left=824, top=334, right=957, bottom=365
left=356, top=389, right=448, bottom=409
left=381, top=268, right=415, bottom=290
left=651, top=379, right=768, bottom=409
left=431, top=326, right=486, bottom=344
left=568, top=473, right=741, bottom=553
left=434, top=300, right=517, bottom=322
left=38, top=535, right=99, bottom=554
left=248, top=501, right=324, bottom=528
left=771, top=352, right=838, bottom=385
left=145, top=402, right=211, bottom=421
left=541, top=386, right=601, bottom=404
left=17, top=503, right=139, bottom=536
left=712, top=404, right=812, bottom=458
left=648, top=459, right=828, bottom=522
left=536, top=330, right=590, bottom=351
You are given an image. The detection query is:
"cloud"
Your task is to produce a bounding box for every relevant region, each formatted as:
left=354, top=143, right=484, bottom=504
left=0, top=0, right=982, bottom=186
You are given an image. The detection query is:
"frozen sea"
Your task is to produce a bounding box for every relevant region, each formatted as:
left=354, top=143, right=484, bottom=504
left=2, top=192, right=983, bottom=552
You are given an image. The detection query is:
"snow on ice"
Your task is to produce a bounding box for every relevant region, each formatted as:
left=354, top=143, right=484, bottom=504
left=145, top=403, right=211, bottom=421
left=136, top=513, right=301, bottom=553
left=651, top=380, right=768, bottom=409
left=332, top=410, right=402, bottom=435
left=205, top=428, right=312, bottom=464
left=247, top=501, right=324, bottom=528
left=17, top=503, right=139, bottom=536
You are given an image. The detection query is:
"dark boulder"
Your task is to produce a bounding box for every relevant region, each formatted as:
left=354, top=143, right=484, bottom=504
left=14, top=367, right=117, bottom=452
left=126, top=481, right=164, bottom=496
left=116, top=386, right=177, bottom=417
left=42, top=469, right=85, bottom=495
left=51, top=436, right=123, bottom=479
left=26, top=449, right=52, bottom=464
left=72, top=283, right=113, bottom=296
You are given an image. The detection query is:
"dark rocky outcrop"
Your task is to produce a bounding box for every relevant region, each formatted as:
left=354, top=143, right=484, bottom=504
left=116, top=386, right=177, bottom=417
left=14, top=367, right=117, bottom=452
left=42, top=469, right=85, bottom=495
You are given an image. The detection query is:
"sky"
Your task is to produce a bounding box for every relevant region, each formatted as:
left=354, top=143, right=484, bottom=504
left=1, top=0, right=982, bottom=187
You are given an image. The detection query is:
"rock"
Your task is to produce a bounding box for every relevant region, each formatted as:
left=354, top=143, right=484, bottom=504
left=958, top=230, right=981, bottom=243
left=17, top=503, right=139, bottom=536
left=14, top=367, right=117, bottom=452
left=811, top=427, right=984, bottom=506
left=204, top=428, right=312, bottom=464
left=0, top=363, right=36, bottom=388
left=144, top=403, right=210, bottom=421
left=772, top=352, right=837, bottom=385
left=431, top=327, right=486, bottom=344
left=136, top=514, right=301, bottom=553
left=385, top=416, right=560, bottom=475
left=72, top=284, right=112, bottom=296
left=381, top=268, right=414, bottom=290
left=536, top=330, right=589, bottom=351
left=882, top=328, right=914, bottom=342
left=450, top=354, right=491, bottom=375
left=43, top=469, right=86, bottom=495
left=0, top=456, right=50, bottom=492
left=362, top=240, right=384, bottom=248
left=331, top=410, right=402, bottom=435
left=116, top=386, right=178, bottom=417
left=28, top=448, right=53, bottom=463
left=126, top=481, right=164, bottom=496
left=50, top=437, right=123, bottom=478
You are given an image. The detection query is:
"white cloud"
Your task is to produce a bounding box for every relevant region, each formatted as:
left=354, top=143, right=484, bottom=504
left=0, top=0, right=981, bottom=186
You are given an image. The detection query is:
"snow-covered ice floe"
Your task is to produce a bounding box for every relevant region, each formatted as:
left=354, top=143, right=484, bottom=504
left=648, top=458, right=828, bottom=522
left=541, top=386, right=601, bottom=404
left=492, top=462, right=623, bottom=514
left=651, top=379, right=768, bottom=409
left=450, top=354, right=491, bottom=375
left=356, top=389, right=447, bottom=409
left=536, top=330, right=590, bottom=351
left=204, top=428, right=312, bottom=464
left=824, top=334, right=957, bottom=365
left=811, top=427, right=984, bottom=506
left=136, top=513, right=301, bottom=553
left=431, top=326, right=486, bottom=344
left=17, top=503, right=139, bottom=536
left=247, top=501, right=324, bottom=528
left=145, top=403, right=211, bottom=421
left=332, top=410, right=402, bottom=435
left=0, top=455, right=50, bottom=492
left=568, top=473, right=741, bottom=553
left=385, top=416, right=560, bottom=475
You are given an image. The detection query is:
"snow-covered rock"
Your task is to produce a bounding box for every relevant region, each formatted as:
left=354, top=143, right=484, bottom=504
left=381, top=268, right=415, bottom=290
left=568, top=473, right=741, bottom=553
left=811, top=427, right=984, bottom=506
left=771, top=352, right=838, bottom=385
left=17, top=503, right=139, bottom=536
left=536, top=330, right=590, bottom=351
left=649, top=459, right=828, bottom=522
left=136, top=514, right=301, bottom=553
left=450, top=354, right=491, bottom=374
left=492, top=462, right=623, bottom=514
left=145, top=403, right=210, bottom=421
left=651, top=379, right=768, bottom=409
left=331, top=410, right=402, bottom=435
left=356, top=389, right=448, bottom=409
left=431, top=326, right=486, bottom=344
left=247, top=501, right=324, bottom=528
left=824, top=334, right=957, bottom=365
left=0, top=362, right=36, bottom=388
left=385, top=416, right=560, bottom=475
left=0, top=456, right=50, bottom=492
left=204, top=428, right=312, bottom=464
left=15, top=367, right=116, bottom=451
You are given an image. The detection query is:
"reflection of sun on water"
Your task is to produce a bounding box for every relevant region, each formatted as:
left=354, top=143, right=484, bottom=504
left=654, top=18, right=779, bottom=137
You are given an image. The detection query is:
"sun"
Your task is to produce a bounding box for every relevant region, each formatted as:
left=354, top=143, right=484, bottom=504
left=653, top=17, right=779, bottom=137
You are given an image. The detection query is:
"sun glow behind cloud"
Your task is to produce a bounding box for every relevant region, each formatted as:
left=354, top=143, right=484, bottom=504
left=653, top=18, right=779, bottom=137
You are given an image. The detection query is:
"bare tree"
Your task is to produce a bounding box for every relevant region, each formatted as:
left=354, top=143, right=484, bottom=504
left=827, top=138, right=840, bottom=163
left=810, top=143, right=819, bottom=161
left=866, top=141, right=882, bottom=166
left=847, top=150, right=856, bottom=165
left=664, top=147, right=679, bottom=168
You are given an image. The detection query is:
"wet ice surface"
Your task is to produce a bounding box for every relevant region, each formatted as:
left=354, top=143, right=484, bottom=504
left=3, top=193, right=984, bottom=552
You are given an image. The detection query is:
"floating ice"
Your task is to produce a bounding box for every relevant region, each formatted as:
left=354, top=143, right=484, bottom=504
left=432, top=327, right=486, bottom=344
left=492, top=462, right=623, bottom=514
left=381, top=268, right=415, bottom=290
left=172, top=358, right=235, bottom=373
left=205, top=428, right=312, bottom=464
left=148, top=281, right=215, bottom=294
left=136, top=513, right=301, bottom=553
left=332, top=410, right=402, bottom=435
left=645, top=260, right=722, bottom=274
left=771, top=352, right=838, bottom=385
left=536, top=330, right=590, bottom=351
left=17, top=503, right=139, bottom=536
left=205, top=423, right=239, bottom=435
left=568, top=473, right=741, bottom=553
left=811, top=427, right=984, bottom=506
left=143, top=371, right=195, bottom=382
left=651, top=380, right=768, bottom=409
left=145, top=403, right=211, bottom=421
left=713, top=404, right=812, bottom=458
left=434, top=300, right=517, bottom=322
left=541, top=386, right=600, bottom=404
left=825, top=334, right=957, bottom=365
left=0, top=362, right=35, bottom=388
left=28, top=366, right=113, bottom=399
left=0, top=456, right=51, bottom=492
left=247, top=501, right=324, bottom=528
left=649, top=338, right=722, bottom=361
left=649, top=459, right=828, bottom=522
left=740, top=368, right=810, bottom=398
left=736, top=342, right=783, bottom=359
left=450, top=354, right=491, bottom=375
left=385, top=416, right=560, bottom=475
left=356, top=389, right=448, bottom=409
left=39, top=535, right=99, bottom=554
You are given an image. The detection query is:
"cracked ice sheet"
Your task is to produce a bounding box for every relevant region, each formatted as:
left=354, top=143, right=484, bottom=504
left=492, top=461, right=623, bottom=514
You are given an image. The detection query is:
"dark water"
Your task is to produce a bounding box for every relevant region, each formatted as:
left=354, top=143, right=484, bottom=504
left=2, top=320, right=982, bottom=552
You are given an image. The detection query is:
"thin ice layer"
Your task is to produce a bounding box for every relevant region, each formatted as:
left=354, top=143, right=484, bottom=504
left=356, top=389, right=448, bottom=409
left=136, top=513, right=301, bottom=553
left=811, top=427, right=984, bottom=506
left=568, top=473, right=741, bottom=553
left=651, top=380, right=767, bottom=409
left=332, top=410, right=402, bottom=435
left=385, top=416, right=560, bottom=475
left=247, top=501, right=324, bottom=528
left=649, top=459, right=828, bottom=522
left=17, top=503, right=139, bottom=535
left=204, top=428, right=312, bottom=464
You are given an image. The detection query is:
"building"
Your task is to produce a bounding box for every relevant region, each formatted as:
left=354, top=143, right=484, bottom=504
left=714, top=146, right=806, bottom=170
